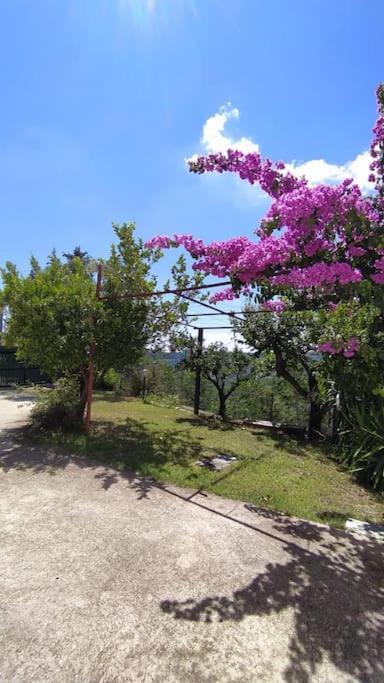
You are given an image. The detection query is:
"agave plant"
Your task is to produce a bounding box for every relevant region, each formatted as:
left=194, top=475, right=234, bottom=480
left=342, top=401, right=384, bottom=492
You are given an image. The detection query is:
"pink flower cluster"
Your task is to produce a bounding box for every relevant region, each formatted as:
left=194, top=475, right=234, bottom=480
left=146, top=84, right=384, bottom=335
left=146, top=234, right=206, bottom=257
left=208, top=285, right=255, bottom=303
left=146, top=235, right=174, bottom=249
left=369, top=83, right=384, bottom=194
left=189, top=150, right=302, bottom=199
left=209, top=287, right=237, bottom=303
left=347, top=245, right=367, bottom=258
left=318, top=338, right=360, bottom=358
left=262, top=300, right=286, bottom=313
left=270, top=263, right=363, bottom=289
left=262, top=178, right=378, bottom=239
left=371, top=256, right=384, bottom=284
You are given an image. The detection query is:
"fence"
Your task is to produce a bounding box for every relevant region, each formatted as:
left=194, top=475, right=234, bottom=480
left=0, top=347, right=50, bottom=387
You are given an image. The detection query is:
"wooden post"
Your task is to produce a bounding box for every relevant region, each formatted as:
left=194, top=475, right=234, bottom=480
left=194, top=327, right=204, bottom=415
left=85, top=263, right=103, bottom=432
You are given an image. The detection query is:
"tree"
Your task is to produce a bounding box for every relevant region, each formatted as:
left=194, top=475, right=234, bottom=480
left=183, top=341, right=252, bottom=419
left=237, top=310, right=325, bottom=436
left=145, top=85, right=384, bottom=444
left=146, top=84, right=384, bottom=353
left=63, top=246, right=91, bottom=265
left=313, top=300, right=384, bottom=415
left=1, top=223, right=189, bottom=417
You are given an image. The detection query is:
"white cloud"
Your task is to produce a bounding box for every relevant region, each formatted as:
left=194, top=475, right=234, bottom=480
left=200, top=328, right=245, bottom=350
left=285, top=151, right=373, bottom=192
left=188, top=105, right=264, bottom=207
left=201, top=104, right=259, bottom=155
left=196, top=105, right=373, bottom=192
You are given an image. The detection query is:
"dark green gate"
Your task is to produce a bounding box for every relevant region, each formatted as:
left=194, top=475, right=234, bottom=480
left=0, top=347, right=50, bottom=386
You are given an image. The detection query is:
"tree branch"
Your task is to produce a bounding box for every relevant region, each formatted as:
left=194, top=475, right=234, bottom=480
left=274, top=349, right=308, bottom=399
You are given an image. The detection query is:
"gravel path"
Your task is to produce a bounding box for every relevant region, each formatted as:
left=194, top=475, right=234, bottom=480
left=0, top=390, right=35, bottom=429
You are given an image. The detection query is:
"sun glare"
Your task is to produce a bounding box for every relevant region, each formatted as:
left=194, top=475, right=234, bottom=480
left=119, top=0, right=156, bottom=19
left=117, top=0, right=197, bottom=29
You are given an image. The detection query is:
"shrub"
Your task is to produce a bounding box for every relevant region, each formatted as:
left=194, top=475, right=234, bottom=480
left=341, top=402, right=384, bottom=492
left=31, top=378, right=84, bottom=431
left=145, top=392, right=178, bottom=407
left=97, top=368, right=121, bottom=391
left=127, top=368, right=145, bottom=396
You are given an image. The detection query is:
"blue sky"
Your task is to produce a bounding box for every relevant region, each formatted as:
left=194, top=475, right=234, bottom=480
left=1, top=0, right=383, bottom=340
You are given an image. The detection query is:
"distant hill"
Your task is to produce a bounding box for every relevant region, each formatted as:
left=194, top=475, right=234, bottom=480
left=146, top=351, right=186, bottom=367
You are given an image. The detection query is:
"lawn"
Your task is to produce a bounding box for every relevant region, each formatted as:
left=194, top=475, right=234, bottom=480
left=38, top=393, right=384, bottom=528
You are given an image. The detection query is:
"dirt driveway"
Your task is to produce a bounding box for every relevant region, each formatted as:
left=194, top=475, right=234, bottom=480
left=0, top=394, right=383, bottom=682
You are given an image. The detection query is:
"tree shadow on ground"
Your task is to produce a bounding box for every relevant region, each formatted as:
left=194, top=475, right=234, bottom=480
left=176, top=411, right=337, bottom=459
left=0, top=417, right=210, bottom=492
left=250, top=427, right=341, bottom=462
left=160, top=507, right=384, bottom=682
left=1, top=426, right=384, bottom=680
left=0, top=392, right=37, bottom=403
left=174, top=414, right=236, bottom=432
left=90, top=417, right=205, bottom=468
left=0, top=424, right=173, bottom=499
left=83, top=416, right=242, bottom=470
left=317, top=510, right=352, bottom=526
left=93, top=392, right=137, bottom=404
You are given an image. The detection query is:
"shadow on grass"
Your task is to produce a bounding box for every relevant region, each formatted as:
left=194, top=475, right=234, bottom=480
left=317, top=510, right=352, bottom=525
left=176, top=410, right=337, bottom=461
left=92, top=395, right=337, bottom=462
left=174, top=414, right=236, bottom=432
left=0, top=410, right=250, bottom=505
left=90, top=417, right=206, bottom=469
left=93, top=392, right=139, bottom=404
left=250, top=427, right=339, bottom=462
left=0, top=415, right=214, bottom=491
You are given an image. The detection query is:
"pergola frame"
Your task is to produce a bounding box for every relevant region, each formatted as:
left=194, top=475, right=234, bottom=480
left=85, top=265, right=276, bottom=429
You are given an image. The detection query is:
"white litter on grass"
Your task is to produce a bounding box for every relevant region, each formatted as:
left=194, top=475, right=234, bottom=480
left=345, top=518, right=384, bottom=541
left=196, top=454, right=238, bottom=471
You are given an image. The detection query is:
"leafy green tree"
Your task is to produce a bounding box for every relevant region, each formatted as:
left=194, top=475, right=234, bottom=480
left=183, top=341, right=252, bottom=419
left=62, top=246, right=91, bottom=265
left=317, top=300, right=384, bottom=409
left=226, top=371, right=308, bottom=425
left=237, top=309, right=325, bottom=437
left=1, top=223, right=189, bottom=417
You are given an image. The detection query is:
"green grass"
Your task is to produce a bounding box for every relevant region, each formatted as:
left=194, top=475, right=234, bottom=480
left=36, top=393, right=384, bottom=528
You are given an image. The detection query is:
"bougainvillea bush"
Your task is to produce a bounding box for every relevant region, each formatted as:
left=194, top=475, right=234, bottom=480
left=147, top=85, right=384, bottom=487
left=147, top=84, right=384, bottom=362
left=148, top=84, right=384, bottom=326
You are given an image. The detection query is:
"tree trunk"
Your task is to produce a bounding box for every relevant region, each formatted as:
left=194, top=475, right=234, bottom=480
left=274, top=349, right=308, bottom=400
left=78, top=372, right=88, bottom=419
left=308, top=400, right=323, bottom=438
left=307, top=371, right=324, bottom=439
left=218, top=391, right=227, bottom=420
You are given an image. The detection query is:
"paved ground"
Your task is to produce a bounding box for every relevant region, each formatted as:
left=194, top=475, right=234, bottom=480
left=0, top=394, right=383, bottom=682
left=0, top=391, right=35, bottom=429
